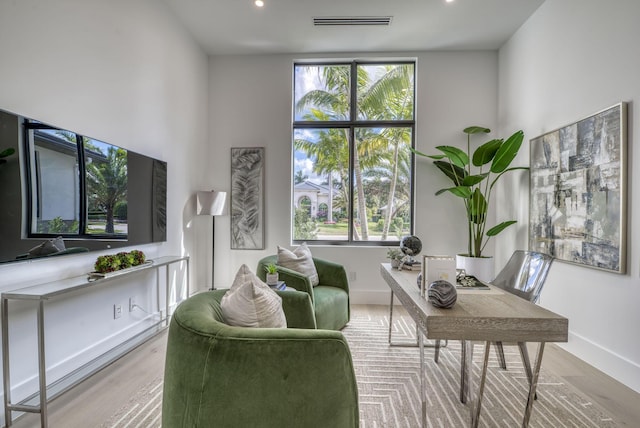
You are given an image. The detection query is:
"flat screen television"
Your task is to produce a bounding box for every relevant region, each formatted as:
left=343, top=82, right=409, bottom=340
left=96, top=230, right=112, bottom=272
left=0, top=108, right=167, bottom=264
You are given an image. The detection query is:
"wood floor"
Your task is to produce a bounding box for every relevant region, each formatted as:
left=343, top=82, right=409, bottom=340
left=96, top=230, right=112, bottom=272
left=11, top=304, right=640, bottom=427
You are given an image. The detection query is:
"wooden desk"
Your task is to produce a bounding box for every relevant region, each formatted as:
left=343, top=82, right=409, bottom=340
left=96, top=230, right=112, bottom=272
left=380, top=263, right=568, bottom=428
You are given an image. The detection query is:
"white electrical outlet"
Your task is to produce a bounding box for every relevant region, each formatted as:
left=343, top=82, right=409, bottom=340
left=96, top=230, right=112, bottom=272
left=349, top=271, right=357, bottom=281
left=114, top=304, right=123, bottom=319
left=129, top=297, right=136, bottom=312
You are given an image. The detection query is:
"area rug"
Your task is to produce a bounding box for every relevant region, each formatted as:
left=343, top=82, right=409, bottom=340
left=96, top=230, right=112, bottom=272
left=103, top=307, right=618, bottom=428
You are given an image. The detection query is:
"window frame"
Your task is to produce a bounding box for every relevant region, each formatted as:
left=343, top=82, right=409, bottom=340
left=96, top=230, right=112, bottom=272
left=292, top=59, right=416, bottom=247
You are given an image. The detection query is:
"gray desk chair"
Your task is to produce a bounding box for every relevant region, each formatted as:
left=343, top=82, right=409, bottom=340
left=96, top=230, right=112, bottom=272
left=455, top=250, right=554, bottom=403
left=490, top=250, right=554, bottom=383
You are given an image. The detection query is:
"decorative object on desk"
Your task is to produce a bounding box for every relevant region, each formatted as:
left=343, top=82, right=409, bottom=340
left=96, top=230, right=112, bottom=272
left=230, top=147, right=265, bottom=250
left=529, top=103, right=627, bottom=274
left=400, top=235, right=422, bottom=258
left=386, top=248, right=404, bottom=269
left=197, top=190, right=228, bottom=290
left=427, top=280, right=457, bottom=308
left=456, top=254, right=494, bottom=282
left=412, top=126, right=527, bottom=278
left=456, top=274, right=490, bottom=289
left=264, top=262, right=279, bottom=285
left=422, top=255, right=456, bottom=296
left=93, top=250, right=146, bottom=274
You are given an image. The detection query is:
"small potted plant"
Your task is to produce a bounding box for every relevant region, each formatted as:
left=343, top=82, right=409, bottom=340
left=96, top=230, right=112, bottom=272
left=386, top=248, right=404, bottom=269
left=264, top=263, right=279, bottom=285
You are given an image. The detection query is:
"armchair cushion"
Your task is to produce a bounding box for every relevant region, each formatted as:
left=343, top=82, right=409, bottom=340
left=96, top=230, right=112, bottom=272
left=277, top=243, right=319, bottom=286
left=221, top=264, right=286, bottom=328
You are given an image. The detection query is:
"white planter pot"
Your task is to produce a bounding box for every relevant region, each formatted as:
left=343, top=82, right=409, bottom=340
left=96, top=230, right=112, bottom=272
left=266, top=273, right=279, bottom=285
left=456, top=255, right=494, bottom=283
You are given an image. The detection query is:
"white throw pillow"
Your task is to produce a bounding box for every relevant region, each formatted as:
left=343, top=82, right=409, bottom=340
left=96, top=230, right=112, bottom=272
left=277, top=243, right=319, bottom=286
left=220, top=264, right=287, bottom=328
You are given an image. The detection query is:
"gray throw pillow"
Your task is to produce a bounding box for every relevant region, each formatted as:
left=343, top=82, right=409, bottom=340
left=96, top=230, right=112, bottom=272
left=220, top=264, right=287, bottom=328
left=277, top=243, right=319, bottom=286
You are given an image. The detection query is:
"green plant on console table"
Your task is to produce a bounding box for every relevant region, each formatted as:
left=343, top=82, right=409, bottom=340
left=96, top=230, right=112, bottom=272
left=413, top=126, right=528, bottom=258
left=94, top=250, right=146, bottom=273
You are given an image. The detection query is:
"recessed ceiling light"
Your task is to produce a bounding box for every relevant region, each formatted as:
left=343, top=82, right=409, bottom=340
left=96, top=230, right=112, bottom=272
left=446, top=0, right=455, bottom=3
left=255, top=0, right=264, bottom=7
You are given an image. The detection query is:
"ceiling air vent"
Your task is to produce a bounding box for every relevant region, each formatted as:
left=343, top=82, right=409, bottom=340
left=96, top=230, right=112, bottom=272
left=313, top=16, right=392, bottom=26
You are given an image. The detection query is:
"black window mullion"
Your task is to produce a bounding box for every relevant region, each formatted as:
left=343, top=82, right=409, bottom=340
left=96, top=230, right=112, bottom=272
left=77, top=135, right=88, bottom=236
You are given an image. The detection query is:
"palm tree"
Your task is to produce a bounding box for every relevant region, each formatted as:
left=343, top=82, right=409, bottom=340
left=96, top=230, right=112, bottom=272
left=294, top=170, right=308, bottom=184
left=86, top=146, right=127, bottom=234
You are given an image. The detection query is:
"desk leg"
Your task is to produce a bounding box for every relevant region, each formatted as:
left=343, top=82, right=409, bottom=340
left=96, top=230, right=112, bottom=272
left=418, top=332, right=426, bottom=428
left=2, top=298, right=12, bottom=426
left=460, top=340, right=470, bottom=403
left=522, top=342, right=545, bottom=427
left=470, top=341, right=490, bottom=428
left=37, top=300, right=48, bottom=428
left=388, top=291, right=394, bottom=344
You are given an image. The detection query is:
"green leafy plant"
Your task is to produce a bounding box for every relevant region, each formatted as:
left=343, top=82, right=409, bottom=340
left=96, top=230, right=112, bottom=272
left=264, top=263, right=278, bottom=275
left=413, top=126, right=528, bottom=258
left=386, top=248, right=404, bottom=261
left=94, top=250, right=146, bottom=273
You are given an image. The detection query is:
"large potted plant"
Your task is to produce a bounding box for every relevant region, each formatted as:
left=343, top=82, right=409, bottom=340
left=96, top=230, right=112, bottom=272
left=413, top=126, right=528, bottom=281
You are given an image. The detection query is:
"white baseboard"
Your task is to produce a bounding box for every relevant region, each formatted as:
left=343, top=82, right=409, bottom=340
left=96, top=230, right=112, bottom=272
left=1, top=313, right=163, bottom=425
left=560, top=330, right=640, bottom=394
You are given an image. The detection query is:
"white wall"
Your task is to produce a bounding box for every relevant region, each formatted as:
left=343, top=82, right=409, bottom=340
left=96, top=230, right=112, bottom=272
left=207, top=51, right=499, bottom=302
left=0, top=1, right=209, bottom=423
left=498, top=0, right=640, bottom=392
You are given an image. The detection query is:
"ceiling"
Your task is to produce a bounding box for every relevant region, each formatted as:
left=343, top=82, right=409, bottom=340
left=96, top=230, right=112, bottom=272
left=162, top=0, right=545, bottom=56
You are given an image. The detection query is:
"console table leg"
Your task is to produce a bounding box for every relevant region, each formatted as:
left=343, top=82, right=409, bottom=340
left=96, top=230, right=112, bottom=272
left=2, top=298, right=12, bottom=426
left=37, top=300, right=48, bottom=428
left=418, top=332, right=426, bottom=428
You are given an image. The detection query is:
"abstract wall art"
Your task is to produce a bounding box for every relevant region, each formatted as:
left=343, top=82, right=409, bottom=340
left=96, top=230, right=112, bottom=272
left=230, top=147, right=265, bottom=250
left=529, top=103, right=627, bottom=273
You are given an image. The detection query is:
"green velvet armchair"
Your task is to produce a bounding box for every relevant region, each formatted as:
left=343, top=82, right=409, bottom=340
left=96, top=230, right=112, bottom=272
left=256, top=255, right=350, bottom=330
left=162, top=290, right=359, bottom=428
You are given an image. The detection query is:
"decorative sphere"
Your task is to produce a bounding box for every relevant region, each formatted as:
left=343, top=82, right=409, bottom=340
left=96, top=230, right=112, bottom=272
left=427, top=280, right=457, bottom=309
left=400, top=235, right=422, bottom=256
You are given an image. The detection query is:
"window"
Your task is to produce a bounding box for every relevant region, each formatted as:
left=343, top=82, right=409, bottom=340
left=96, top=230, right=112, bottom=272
left=292, top=61, right=415, bottom=245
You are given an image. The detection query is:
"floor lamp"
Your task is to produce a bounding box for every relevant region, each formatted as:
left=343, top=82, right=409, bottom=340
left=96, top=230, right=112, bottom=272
left=197, top=190, right=227, bottom=290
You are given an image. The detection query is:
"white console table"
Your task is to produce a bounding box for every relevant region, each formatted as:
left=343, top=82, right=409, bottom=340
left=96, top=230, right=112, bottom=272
left=1, top=255, right=189, bottom=428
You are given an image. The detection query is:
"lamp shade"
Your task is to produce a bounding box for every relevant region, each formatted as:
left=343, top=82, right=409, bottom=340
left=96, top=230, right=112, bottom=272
left=197, top=191, right=227, bottom=216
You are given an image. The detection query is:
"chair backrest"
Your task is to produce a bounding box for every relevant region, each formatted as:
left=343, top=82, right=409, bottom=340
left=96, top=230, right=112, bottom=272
left=490, top=250, right=554, bottom=303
